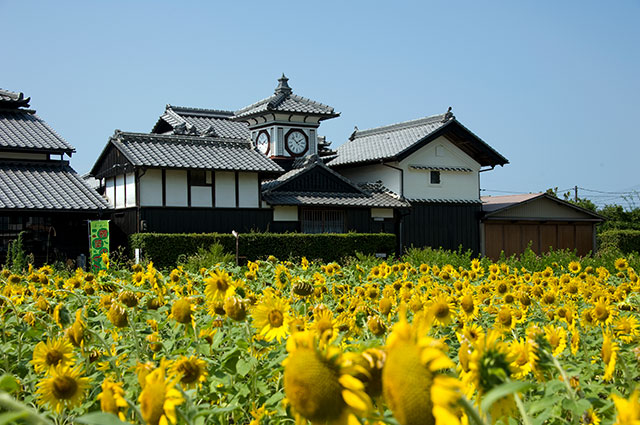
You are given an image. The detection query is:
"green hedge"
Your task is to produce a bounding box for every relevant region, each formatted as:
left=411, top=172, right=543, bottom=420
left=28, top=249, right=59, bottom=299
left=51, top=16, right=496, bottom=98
left=599, top=229, right=640, bottom=254
left=129, top=232, right=396, bottom=269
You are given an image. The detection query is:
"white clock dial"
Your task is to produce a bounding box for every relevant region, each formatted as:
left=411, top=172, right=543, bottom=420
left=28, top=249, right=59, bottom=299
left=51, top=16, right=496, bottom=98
left=256, top=131, right=269, bottom=154
left=286, top=130, right=307, bottom=155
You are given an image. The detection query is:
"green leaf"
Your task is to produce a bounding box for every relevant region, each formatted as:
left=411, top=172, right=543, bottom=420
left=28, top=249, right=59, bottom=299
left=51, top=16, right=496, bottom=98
left=236, top=358, right=252, bottom=377
left=527, top=396, right=557, bottom=415
left=74, top=412, right=131, bottom=425
left=0, top=411, right=28, bottom=425
left=480, top=381, right=534, bottom=413
left=0, top=375, right=18, bottom=393
left=562, top=398, right=591, bottom=416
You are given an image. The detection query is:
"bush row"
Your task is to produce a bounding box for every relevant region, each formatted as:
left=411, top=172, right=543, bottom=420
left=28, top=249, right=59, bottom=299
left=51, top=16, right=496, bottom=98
left=129, top=232, right=396, bottom=269
left=599, top=229, right=640, bottom=254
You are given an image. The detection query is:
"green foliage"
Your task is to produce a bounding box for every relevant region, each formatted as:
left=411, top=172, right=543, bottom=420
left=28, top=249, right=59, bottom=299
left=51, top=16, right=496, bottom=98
left=403, top=245, right=476, bottom=269
left=130, top=232, right=396, bottom=269
left=4, top=232, right=28, bottom=273
left=599, top=229, right=640, bottom=254
left=178, top=242, right=235, bottom=272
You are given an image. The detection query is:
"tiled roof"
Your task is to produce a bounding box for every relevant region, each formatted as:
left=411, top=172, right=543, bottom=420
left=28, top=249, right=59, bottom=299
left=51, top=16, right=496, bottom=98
left=329, top=114, right=448, bottom=166
left=0, top=109, right=75, bottom=153
left=408, top=198, right=482, bottom=204
left=154, top=105, right=250, bottom=139
left=107, top=131, right=283, bottom=173
left=235, top=75, right=338, bottom=120
left=481, top=193, right=543, bottom=212
left=409, top=165, right=473, bottom=172
left=0, top=162, right=110, bottom=211
left=0, top=89, right=30, bottom=108
left=329, top=113, right=508, bottom=168
left=262, top=184, right=409, bottom=208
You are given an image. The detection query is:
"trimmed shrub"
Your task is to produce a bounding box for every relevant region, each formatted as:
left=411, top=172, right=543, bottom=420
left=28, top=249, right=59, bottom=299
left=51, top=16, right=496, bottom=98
left=130, top=232, right=395, bottom=269
left=599, top=229, right=640, bottom=254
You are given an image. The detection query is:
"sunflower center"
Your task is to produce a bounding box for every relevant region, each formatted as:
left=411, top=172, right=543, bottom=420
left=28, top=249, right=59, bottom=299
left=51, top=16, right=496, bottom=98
left=268, top=310, right=284, bottom=328
left=461, top=295, right=474, bottom=313
left=46, top=350, right=63, bottom=366
left=52, top=376, right=78, bottom=400
left=179, top=361, right=201, bottom=384
left=316, top=319, right=333, bottom=337
left=434, top=302, right=449, bottom=319
left=216, top=278, right=229, bottom=291
left=516, top=350, right=528, bottom=366
left=595, top=305, right=608, bottom=321
left=497, top=283, right=507, bottom=294
left=498, top=309, right=512, bottom=326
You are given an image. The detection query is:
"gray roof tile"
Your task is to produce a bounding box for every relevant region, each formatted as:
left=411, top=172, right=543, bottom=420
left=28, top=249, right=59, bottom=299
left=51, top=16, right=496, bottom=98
left=235, top=75, right=338, bottom=120
left=329, top=114, right=447, bottom=166
left=0, top=89, right=30, bottom=108
left=0, top=109, right=75, bottom=153
left=157, top=106, right=250, bottom=139
left=0, top=162, right=110, bottom=211
left=110, top=131, right=283, bottom=173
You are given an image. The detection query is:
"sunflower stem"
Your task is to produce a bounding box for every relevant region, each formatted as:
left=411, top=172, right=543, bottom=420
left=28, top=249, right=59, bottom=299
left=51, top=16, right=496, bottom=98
left=513, top=391, right=532, bottom=425
left=459, top=396, right=487, bottom=425
left=546, top=350, right=576, bottom=401
left=127, top=308, right=146, bottom=361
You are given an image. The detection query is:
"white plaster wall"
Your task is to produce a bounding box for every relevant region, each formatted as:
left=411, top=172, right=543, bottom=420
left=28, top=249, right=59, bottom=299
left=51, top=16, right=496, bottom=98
left=191, top=186, right=212, bottom=207
left=338, top=163, right=401, bottom=195
left=165, top=170, right=187, bottom=206
left=400, top=136, right=480, bottom=200
left=215, top=171, right=236, bottom=208
left=105, top=178, right=115, bottom=207
left=125, top=172, right=136, bottom=207
left=115, top=174, right=125, bottom=208
left=140, top=169, right=162, bottom=206
left=273, top=206, right=298, bottom=221
left=238, top=172, right=259, bottom=208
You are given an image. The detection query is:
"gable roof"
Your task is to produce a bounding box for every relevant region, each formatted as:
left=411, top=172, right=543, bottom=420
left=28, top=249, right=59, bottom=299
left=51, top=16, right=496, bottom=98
left=152, top=105, right=249, bottom=139
left=234, top=75, right=339, bottom=120
left=0, top=109, right=76, bottom=155
left=91, top=131, right=283, bottom=176
left=481, top=193, right=605, bottom=221
left=328, top=113, right=508, bottom=168
left=0, top=162, right=109, bottom=211
left=261, top=155, right=408, bottom=208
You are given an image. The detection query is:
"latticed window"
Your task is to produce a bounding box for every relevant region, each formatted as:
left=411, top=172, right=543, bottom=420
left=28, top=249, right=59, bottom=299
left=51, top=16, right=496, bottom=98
left=301, top=209, right=345, bottom=233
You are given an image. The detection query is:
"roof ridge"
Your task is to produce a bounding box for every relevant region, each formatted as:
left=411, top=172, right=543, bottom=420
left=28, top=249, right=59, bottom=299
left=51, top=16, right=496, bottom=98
left=168, top=105, right=235, bottom=118
left=289, top=94, right=334, bottom=111
left=234, top=96, right=272, bottom=116
left=113, top=131, right=250, bottom=147
left=353, top=114, right=446, bottom=138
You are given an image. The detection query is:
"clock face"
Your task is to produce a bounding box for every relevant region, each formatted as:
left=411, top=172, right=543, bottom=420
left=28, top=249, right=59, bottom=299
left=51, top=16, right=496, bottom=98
left=285, top=130, right=308, bottom=156
left=256, top=131, right=270, bottom=155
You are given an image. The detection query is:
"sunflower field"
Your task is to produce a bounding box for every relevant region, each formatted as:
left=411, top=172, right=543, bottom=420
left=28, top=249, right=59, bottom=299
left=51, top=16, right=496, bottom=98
left=0, top=252, right=639, bottom=425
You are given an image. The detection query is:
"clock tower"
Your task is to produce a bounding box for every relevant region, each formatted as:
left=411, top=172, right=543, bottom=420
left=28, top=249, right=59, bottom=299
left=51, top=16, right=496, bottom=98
left=234, top=74, right=339, bottom=169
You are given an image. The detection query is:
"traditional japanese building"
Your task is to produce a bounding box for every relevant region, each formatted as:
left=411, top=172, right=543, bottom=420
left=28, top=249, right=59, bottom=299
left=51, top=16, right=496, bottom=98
left=91, top=75, right=510, bottom=253
left=0, top=89, right=109, bottom=264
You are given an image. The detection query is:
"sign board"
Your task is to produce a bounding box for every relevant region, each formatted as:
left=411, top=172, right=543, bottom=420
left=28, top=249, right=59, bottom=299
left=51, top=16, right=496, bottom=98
left=89, top=220, right=110, bottom=272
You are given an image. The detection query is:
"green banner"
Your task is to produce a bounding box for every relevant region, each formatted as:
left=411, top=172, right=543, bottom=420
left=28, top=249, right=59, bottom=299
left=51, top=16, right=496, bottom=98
left=89, top=220, right=110, bottom=272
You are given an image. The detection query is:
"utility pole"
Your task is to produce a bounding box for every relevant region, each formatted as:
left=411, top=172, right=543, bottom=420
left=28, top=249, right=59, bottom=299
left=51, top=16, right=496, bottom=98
left=574, top=186, right=578, bottom=202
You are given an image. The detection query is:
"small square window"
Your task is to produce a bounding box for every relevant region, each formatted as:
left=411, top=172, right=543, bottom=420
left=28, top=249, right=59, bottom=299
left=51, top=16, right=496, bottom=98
left=430, top=170, right=441, bottom=184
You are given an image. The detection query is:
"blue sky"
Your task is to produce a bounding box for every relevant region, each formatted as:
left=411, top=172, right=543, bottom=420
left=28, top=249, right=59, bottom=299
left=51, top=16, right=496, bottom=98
left=2, top=1, right=639, bottom=208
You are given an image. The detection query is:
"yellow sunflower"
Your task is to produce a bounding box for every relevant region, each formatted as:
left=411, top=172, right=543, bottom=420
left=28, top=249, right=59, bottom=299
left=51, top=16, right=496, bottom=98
left=32, top=337, right=76, bottom=375
left=204, top=269, right=235, bottom=302
left=310, top=306, right=338, bottom=342
left=508, top=338, right=538, bottom=379
left=614, top=258, right=629, bottom=271
left=543, top=325, right=567, bottom=357
left=283, top=331, right=371, bottom=425
left=383, top=309, right=462, bottom=425
left=611, top=390, right=640, bottom=425
left=37, top=364, right=90, bottom=413
left=613, top=315, right=640, bottom=343
left=170, top=355, right=208, bottom=389
left=458, top=288, right=479, bottom=321
left=97, top=378, right=128, bottom=420
left=139, top=361, right=185, bottom=425
left=600, top=331, right=618, bottom=382
left=251, top=290, right=291, bottom=342
left=427, top=293, right=456, bottom=327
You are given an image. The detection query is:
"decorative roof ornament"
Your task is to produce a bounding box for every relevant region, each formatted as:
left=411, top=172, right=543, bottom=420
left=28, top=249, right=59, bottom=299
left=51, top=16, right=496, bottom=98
left=0, top=89, right=31, bottom=108
left=442, top=106, right=454, bottom=122
left=349, top=126, right=358, bottom=141
left=274, top=73, right=292, bottom=95
left=202, top=125, right=217, bottom=137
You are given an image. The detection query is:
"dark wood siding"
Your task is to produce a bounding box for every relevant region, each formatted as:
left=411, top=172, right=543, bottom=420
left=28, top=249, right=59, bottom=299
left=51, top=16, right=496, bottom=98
left=483, top=221, right=596, bottom=260
left=92, top=144, right=134, bottom=179
left=141, top=207, right=273, bottom=234
left=402, top=203, right=481, bottom=253
left=276, top=167, right=360, bottom=193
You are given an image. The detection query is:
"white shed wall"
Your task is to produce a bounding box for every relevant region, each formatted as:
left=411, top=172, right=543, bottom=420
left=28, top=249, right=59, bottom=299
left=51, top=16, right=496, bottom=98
left=105, top=178, right=115, bottom=207
left=273, top=206, right=298, bottom=221
left=191, top=186, right=212, bottom=207
left=115, top=174, right=125, bottom=208
left=338, top=163, right=401, bottom=195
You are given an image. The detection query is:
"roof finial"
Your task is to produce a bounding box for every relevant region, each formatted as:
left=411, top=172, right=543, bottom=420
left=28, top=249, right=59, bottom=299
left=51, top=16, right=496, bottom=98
left=442, top=106, right=454, bottom=122
left=275, top=73, right=292, bottom=95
